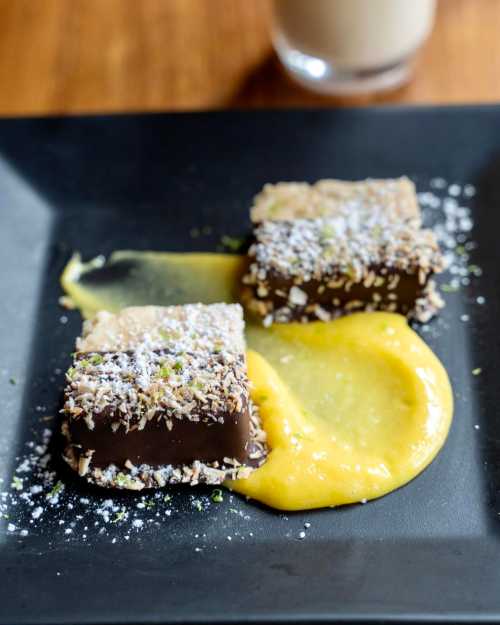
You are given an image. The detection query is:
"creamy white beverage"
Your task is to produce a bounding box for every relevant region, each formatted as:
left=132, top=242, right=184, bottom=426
left=272, top=0, right=437, bottom=92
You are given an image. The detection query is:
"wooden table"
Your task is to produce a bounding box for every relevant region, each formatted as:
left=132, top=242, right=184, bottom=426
left=0, top=0, right=498, bottom=116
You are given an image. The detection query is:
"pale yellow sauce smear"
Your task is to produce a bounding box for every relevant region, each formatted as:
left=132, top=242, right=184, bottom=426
left=61, top=252, right=453, bottom=511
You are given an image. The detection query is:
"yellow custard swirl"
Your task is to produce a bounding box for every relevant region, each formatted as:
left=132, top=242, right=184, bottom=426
left=230, top=314, right=453, bottom=510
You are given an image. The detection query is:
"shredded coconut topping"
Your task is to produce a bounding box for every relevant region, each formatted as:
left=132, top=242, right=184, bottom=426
left=246, top=217, right=443, bottom=283
left=63, top=349, right=248, bottom=428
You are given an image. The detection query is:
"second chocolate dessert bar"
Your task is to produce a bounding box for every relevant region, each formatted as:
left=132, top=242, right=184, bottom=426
left=242, top=216, right=444, bottom=324
left=62, top=304, right=267, bottom=489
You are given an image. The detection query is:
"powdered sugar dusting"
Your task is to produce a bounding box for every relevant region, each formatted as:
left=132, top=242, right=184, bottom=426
left=418, top=181, right=481, bottom=297
left=77, top=304, right=245, bottom=355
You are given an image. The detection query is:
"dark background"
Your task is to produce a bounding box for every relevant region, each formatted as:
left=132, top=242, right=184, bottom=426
left=0, top=106, right=499, bottom=624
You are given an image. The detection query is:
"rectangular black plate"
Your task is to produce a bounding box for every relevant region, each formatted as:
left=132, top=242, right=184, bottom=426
left=0, top=106, right=500, bottom=625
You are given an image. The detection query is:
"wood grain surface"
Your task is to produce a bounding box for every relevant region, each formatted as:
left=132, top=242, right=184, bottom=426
left=0, top=0, right=498, bottom=115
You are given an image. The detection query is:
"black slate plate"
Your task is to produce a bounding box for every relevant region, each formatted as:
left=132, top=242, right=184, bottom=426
left=0, top=106, right=499, bottom=625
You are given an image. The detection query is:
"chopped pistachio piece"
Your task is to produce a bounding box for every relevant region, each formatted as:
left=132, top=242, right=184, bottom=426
left=211, top=489, right=224, bottom=503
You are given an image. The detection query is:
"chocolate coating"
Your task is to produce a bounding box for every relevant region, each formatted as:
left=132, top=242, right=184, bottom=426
left=265, top=268, right=424, bottom=319
left=243, top=217, right=444, bottom=323
left=67, top=403, right=251, bottom=468
left=61, top=319, right=266, bottom=487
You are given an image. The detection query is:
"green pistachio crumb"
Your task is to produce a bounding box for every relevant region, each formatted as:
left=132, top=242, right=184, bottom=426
left=90, top=354, right=104, bottom=365
left=115, top=472, right=134, bottom=488
left=472, top=368, right=482, bottom=376
left=145, top=499, right=155, bottom=510
left=113, top=509, right=126, bottom=523
left=211, top=489, right=224, bottom=503
left=319, top=224, right=336, bottom=243
left=440, top=284, right=458, bottom=293
left=213, top=340, right=224, bottom=354
left=11, top=476, right=23, bottom=491
left=163, top=494, right=172, bottom=503
left=158, top=366, right=172, bottom=379
left=221, top=235, right=244, bottom=252
left=47, top=481, right=64, bottom=499
left=9, top=377, right=16, bottom=385
left=193, top=500, right=203, bottom=512
left=66, top=367, right=76, bottom=379
left=173, top=361, right=183, bottom=372
left=344, top=264, right=357, bottom=280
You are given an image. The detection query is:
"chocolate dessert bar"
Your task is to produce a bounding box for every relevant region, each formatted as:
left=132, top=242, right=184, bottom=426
left=242, top=216, right=444, bottom=324
left=251, top=177, right=421, bottom=225
left=62, top=304, right=267, bottom=489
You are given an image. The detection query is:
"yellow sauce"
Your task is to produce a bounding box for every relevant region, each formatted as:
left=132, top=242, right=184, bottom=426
left=62, top=252, right=453, bottom=511
left=230, top=313, right=452, bottom=510
left=61, top=252, right=244, bottom=318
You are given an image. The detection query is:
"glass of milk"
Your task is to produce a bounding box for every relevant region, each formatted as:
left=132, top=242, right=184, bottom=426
left=272, top=0, right=437, bottom=94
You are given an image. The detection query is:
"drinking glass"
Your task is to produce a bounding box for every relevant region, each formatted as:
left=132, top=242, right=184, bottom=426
left=272, top=0, right=437, bottom=95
